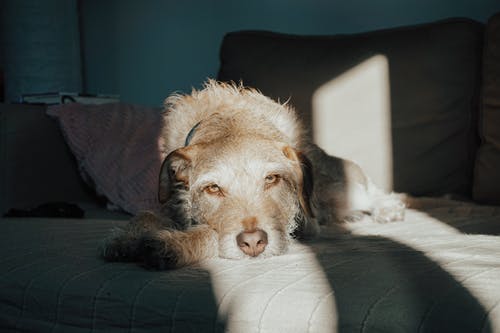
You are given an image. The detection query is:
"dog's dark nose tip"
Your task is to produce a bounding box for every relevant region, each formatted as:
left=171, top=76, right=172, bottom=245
left=236, top=230, right=268, bottom=257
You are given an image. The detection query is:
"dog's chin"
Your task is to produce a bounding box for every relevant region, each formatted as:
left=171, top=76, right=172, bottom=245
left=218, top=228, right=290, bottom=260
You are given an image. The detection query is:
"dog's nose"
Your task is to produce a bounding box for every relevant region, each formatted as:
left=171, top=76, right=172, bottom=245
left=236, top=230, right=268, bottom=257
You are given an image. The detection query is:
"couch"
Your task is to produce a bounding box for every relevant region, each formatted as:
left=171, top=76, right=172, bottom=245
left=1, top=13, right=500, bottom=332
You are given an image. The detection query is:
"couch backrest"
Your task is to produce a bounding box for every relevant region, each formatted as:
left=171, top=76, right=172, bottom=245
left=474, top=12, right=500, bottom=205
left=218, top=19, right=484, bottom=198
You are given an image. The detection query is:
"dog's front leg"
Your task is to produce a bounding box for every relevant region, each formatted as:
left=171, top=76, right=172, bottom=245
left=102, top=211, right=217, bottom=269
left=101, top=211, right=164, bottom=262
left=139, top=225, right=219, bottom=270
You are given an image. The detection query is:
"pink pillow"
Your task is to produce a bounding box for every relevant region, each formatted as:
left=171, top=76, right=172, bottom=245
left=47, top=103, right=167, bottom=215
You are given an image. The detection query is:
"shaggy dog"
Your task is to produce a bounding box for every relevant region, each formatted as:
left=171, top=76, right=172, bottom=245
left=102, top=80, right=405, bottom=269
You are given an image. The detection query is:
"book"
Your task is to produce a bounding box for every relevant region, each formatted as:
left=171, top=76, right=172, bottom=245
left=21, top=92, right=120, bottom=105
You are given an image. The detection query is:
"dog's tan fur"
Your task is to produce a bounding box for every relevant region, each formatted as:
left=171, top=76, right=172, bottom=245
left=102, top=80, right=405, bottom=269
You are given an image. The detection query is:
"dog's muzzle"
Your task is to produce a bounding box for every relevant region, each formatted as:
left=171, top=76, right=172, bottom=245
left=236, top=230, right=268, bottom=257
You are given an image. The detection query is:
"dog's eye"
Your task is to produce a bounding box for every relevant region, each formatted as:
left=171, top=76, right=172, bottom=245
left=264, top=174, right=280, bottom=188
left=204, top=184, right=223, bottom=195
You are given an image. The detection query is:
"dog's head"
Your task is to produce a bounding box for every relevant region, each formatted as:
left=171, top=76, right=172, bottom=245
left=158, top=137, right=313, bottom=259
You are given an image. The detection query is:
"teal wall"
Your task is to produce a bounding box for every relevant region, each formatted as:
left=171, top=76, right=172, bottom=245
left=3, top=1, right=499, bottom=105
left=81, top=0, right=500, bottom=106
left=1, top=0, right=81, bottom=103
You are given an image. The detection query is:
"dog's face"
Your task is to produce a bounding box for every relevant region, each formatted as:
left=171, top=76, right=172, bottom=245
left=159, top=137, right=312, bottom=259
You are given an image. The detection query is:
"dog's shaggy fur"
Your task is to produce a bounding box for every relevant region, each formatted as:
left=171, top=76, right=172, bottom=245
left=102, top=80, right=405, bottom=269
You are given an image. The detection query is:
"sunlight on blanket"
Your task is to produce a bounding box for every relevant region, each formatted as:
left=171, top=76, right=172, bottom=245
left=312, top=55, right=392, bottom=192
left=343, top=206, right=500, bottom=331
left=203, top=242, right=338, bottom=332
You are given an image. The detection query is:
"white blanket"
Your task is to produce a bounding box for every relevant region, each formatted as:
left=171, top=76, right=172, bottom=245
left=1, top=201, right=499, bottom=332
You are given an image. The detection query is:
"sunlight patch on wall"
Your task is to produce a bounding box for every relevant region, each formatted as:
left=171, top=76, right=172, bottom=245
left=312, top=55, right=392, bottom=192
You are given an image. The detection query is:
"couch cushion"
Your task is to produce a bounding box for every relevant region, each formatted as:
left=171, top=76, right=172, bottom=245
left=218, top=19, right=483, bottom=197
left=474, top=13, right=500, bottom=205
left=0, top=104, right=96, bottom=214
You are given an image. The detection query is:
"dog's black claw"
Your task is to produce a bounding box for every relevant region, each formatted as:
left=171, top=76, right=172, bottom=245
left=343, top=211, right=367, bottom=222
left=139, top=238, right=178, bottom=270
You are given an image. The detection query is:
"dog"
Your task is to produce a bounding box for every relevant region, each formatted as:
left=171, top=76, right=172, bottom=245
left=101, top=80, right=405, bottom=269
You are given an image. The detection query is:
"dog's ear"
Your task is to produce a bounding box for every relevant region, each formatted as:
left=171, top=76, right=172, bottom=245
left=158, top=147, right=193, bottom=204
left=282, top=146, right=315, bottom=217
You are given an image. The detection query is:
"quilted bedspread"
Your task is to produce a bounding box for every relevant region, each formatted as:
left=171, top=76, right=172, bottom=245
left=1, top=201, right=499, bottom=332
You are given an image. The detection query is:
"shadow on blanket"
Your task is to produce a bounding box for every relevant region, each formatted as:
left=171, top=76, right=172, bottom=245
left=0, top=218, right=228, bottom=332
left=421, top=204, right=500, bottom=236
left=302, top=235, right=492, bottom=332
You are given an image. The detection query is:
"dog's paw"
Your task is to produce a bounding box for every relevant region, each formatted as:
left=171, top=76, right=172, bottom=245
left=138, top=236, right=180, bottom=270
left=343, top=210, right=367, bottom=223
left=372, top=197, right=405, bottom=223
left=101, top=235, right=138, bottom=262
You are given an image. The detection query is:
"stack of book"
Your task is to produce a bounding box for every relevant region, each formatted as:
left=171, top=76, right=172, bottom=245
left=21, top=92, right=120, bottom=105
